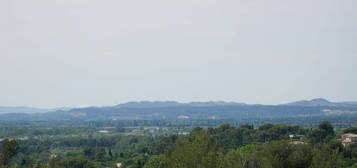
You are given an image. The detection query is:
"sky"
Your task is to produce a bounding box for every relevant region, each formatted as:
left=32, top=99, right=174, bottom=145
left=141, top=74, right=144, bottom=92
left=1, top=0, right=357, bottom=108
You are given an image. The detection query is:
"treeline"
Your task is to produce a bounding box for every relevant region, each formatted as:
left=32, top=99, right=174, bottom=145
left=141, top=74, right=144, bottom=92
left=1, top=118, right=356, bottom=138
left=144, top=121, right=357, bottom=168
left=0, top=121, right=357, bottom=168
left=137, top=121, right=357, bottom=168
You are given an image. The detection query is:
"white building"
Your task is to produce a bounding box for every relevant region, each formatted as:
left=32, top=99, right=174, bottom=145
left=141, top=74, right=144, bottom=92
left=342, top=133, right=357, bottom=146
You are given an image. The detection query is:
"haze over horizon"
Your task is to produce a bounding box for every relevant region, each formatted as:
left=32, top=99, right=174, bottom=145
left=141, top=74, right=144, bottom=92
left=2, top=0, right=357, bottom=108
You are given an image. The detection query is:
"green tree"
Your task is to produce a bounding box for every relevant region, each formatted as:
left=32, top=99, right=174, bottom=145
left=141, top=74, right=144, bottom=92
left=286, top=144, right=313, bottom=168
left=220, top=144, right=272, bottom=168
left=310, top=146, right=343, bottom=168
left=49, top=157, right=64, bottom=168
left=94, top=147, right=106, bottom=161
left=343, top=127, right=357, bottom=134
left=319, top=120, right=335, bottom=136
left=327, top=140, right=344, bottom=153
left=64, top=156, right=95, bottom=168
left=347, top=162, right=357, bottom=168
left=308, top=121, right=335, bottom=144
left=308, top=129, right=327, bottom=144
left=167, top=130, right=220, bottom=168
left=212, top=124, right=244, bottom=152
left=0, top=139, right=20, bottom=166
left=344, top=144, right=357, bottom=159
left=143, top=155, right=168, bottom=168
left=108, top=149, right=113, bottom=158
left=83, top=147, right=94, bottom=158
left=264, top=140, right=294, bottom=168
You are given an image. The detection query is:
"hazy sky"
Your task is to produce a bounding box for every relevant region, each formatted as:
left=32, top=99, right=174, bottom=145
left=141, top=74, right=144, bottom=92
left=1, top=0, right=357, bottom=108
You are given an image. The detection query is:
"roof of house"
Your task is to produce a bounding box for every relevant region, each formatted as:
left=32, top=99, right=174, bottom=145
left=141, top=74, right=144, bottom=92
left=343, top=133, right=357, bottom=138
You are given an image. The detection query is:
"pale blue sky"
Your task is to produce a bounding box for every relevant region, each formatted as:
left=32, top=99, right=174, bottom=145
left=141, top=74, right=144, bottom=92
left=1, top=0, right=357, bottom=108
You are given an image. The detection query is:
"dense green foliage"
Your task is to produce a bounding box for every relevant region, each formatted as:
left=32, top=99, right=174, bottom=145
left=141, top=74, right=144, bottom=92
left=0, top=121, right=356, bottom=168
left=0, top=139, right=20, bottom=166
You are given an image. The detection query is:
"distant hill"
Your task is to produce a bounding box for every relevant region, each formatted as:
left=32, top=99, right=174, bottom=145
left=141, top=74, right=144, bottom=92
left=284, top=98, right=357, bottom=108
left=0, top=99, right=356, bottom=121
left=188, top=101, right=246, bottom=107
left=0, top=106, right=71, bottom=114
left=115, top=101, right=246, bottom=109
left=114, top=101, right=184, bottom=108
left=341, top=101, right=357, bottom=105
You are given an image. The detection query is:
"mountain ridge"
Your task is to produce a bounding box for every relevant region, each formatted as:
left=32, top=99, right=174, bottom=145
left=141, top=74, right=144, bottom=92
left=0, top=106, right=71, bottom=114
left=114, top=101, right=247, bottom=109
left=283, top=98, right=357, bottom=107
left=1, top=98, right=357, bottom=121
left=1, top=98, right=357, bottom=114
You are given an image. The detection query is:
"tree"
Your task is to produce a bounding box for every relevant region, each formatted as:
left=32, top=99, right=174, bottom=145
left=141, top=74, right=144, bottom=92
left=240, top=124, right=254, bottom=130
left=143, top=155, right=168, bottom=168
left=153, top=135, right=177, bottom=154
left=221, top=145, right=272, bottom=168
left=0, top=139, right=20, bottom=166
left=264, top=140, right=294, bottom=168
left=108, top=149, right=113, bottom=158
left=259, top=124, right=275, bottom=131
left=347, top=162, right=357, bottom=168
left=327, top=140, right=344, bottom=153
left=319, top=120, right=335, bottom=136
left=212, top=124, right=244, bottom=152
left=310, top=146, right=343, bottom=168
left=83, top=147, right=94, bottom=159
left=167, top=130, right=220, bottom=168
left=343, top=127, right=357, bottom=134
left=308, top=129, right=328, bottom=144
left=344, top=144, right=357, bottom=159
left=64, top=156, right=95, bottom=168
left=286, top=144, right=313, bottom=168
left=94, top=147, right=106, bottom=161
left=308, top=121, right=335, bottom=144
left=49, top=157, right=65, bottom=168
